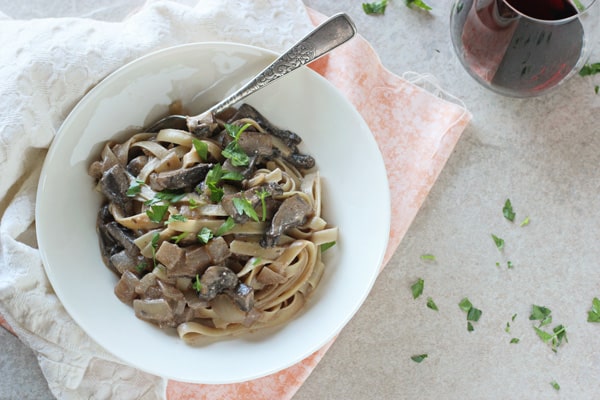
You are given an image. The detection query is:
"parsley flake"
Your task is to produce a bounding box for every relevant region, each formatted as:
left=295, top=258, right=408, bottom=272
left=146, top=204, right=169, bottom=223
left=215, top=216, right=235, bottom=236
left=233, top=196, right=259, bottom=222
left=503, top=199, right=515, bottom=221
left=406, top=0, right=432, bottom=11
left=192, top=138, right=208, bottom=161
left=459, top=297, right=482, bottom=331
left=362, top=0, right=388, bottom=14
left=320, top=241, right=337, bottom=252
left=520, top=216, right=530, bottom=227
left=420, top=254, right=436, bottom=261
left=192, top=274, right=202, bottom=292
left=587, top=297, right=600, bottom=323
left=550, top=380, right=560, bottom=391
left=529, top=305, right=552, bottom=327
left=171, top=231, right=189, bottom=244
left=411, top=354, right=428, bottom=363
left=197, top=227, right=214, bottom=244
left=126, top=179, right=145, bottom=197
left=510, top=338, right=520, bottom=344
left=222, top=123, right=251, bottom=167
left=426, top=297, right=438, bottom=311
left=491, top=234, right=505, bottom=250
left=579, top=62, right=600, bottom=77
left=256, top=187, right=271, bottom=221
left=411, top=278, right=424, bottom=299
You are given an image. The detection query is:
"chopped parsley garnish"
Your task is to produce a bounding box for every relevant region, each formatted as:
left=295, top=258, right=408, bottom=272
left=503, top=199, right=515, bottom=222
left=222, top=123, right=251, bottom=167
left=170, top=231, right=189, bottom=244
left=510, top=338, right=520, bottom=344
left=192, top=138, right=208, bottom=161
left=256, top=187, right=271, bottom=221
left=406, top=0, right=432, bottom=11
left=188, top=198, right=200, bottom=209
left=233, top=196, right=259, bottom=222
left=215, top=216, right=235, bottom=236
left=126, top=179, right=145, bottom=197
left=152, top=190, right=186, bottom=204
left=411, top=278, right=424, bottom=299
left=520, top=216, right=530, bottom=227
left=529, top=304, right=552, bottom=327
left=146, top=204, right=169, bottom=223
left=507, top=261, right=514, bottom=269
left=410, top=354, right=428, bottom=363
left=459, top=297, right=482, bottom=331
left=550, top=380, right=560, bottom=391
left=491, top=234, right=504, bottom=250
left=530, top=305, right=567, bottom=352
left=167, top=214, right=187, bottom=224
left=205, top=164, right=244, bottom=203
left=192, top=274, right=202, bottom=292
left=426, top=297, right=438, bottom=311
left=579, top=62, right=600, bottom=77
left=320, top=241, right=337, bottom=252
left=587, top=297, right=600, bottom=322
left=135, top=261, right=148, bottom=273
left=362, top=0, right=388, bottom=14
left=420, top=254, right=436, bottom=261
left=197, top=227, right=214, bottom=244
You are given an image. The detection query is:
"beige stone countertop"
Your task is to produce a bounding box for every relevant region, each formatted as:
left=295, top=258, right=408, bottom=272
left=2, top=0, right=600, bottom=399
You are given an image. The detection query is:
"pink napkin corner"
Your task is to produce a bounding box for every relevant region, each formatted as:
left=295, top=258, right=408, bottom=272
left=164, top=8, right=471, bottom=400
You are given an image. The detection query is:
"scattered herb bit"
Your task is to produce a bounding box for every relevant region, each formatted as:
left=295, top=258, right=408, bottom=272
left=167, top=214, right=187, bottom=224
left=505, top=321, right=511, bottom=333
left=233, top=196, right=260, bottom=222
left=154, top=190, right=186, bottom=204
left=595, top=85, right=599, bottom=95
left=362, top=0, right=388, bottom=15
left=192, top=138, right=208, bottom=161
left=467, top=306, right=483, bottom=322
left=222, top=123, right=251, bottom=167
left=411, top=353, right=428, bottom=363
left=222, top=171, right=245, bottom=181
left=495, top=262, right=500, bottom=267
left=503, top=199, right=516, bottom=221
left=420, top=254, right=436, bottom=261
left=426, top=297, right=438, bottom=311
left=126, top=179, right=145, bottom=197
left=188, top=198, right=200, bottom=209
left=146, top=204, right=169, bottom=223
left=510, top=338, right=520, bottom=344
left=411, top=278, right=424, bottom=299
left=520, top=216, right=530, bottom=227
left=458, top=297, right=473, bottom=312
left=579, top=62, right=600, bottom=77
left=252, top=257, right=262, bottom=266
left=530, top=305, right=552, bottom=327
left=171, top=231, right=189, bottom=244
left=587, top=297, right=600, bottom=322
left=206, top=164, right=226, bottom=202
left=192, top=274, right=202, bottom=292
left=320, top=241, right=337, bottom=252
left=197, top=227, right=214, bottom=244
left=491, top=234, right=504, bottom=250
left=255, top=187, right=271, bottom=221
left=550, top=380, right=561, bottom=391
left=406, top=0, right=432, bottom=11
left=512, top=313, right=517, bottom=321
left=507, top=261, right=514, bottom=269
left=215, top=216, right=236, bottom=236
left=459, top=297, right=482, bottom=331
left=135, top=261, right=148, bottom=273
left=534, top=324, right=568, bottom=352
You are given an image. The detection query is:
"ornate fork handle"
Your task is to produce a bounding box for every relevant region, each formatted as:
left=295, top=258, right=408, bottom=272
left=207, top=13, right=356, bottom=116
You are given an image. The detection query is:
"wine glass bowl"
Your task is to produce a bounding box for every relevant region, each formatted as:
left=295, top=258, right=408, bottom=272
left=450, top=0, right=599, bottom=97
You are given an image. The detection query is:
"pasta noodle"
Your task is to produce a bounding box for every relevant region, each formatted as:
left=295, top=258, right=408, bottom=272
left=89, top=103, right=337, bottom=343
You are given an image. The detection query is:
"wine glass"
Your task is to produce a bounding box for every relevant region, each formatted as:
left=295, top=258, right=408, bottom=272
left=450, top=0, right=599, bottom=97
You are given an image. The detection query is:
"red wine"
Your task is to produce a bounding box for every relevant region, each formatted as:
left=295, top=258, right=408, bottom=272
left=505, top=0, right=578, bottom=20
left=451, top=0, right=584, bottom=96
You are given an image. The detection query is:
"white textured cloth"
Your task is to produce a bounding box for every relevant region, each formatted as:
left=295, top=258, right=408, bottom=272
left=0, top=1, right=314, bottom=398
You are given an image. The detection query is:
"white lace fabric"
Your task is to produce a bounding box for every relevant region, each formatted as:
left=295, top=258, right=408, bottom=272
left=0, top=1, right=313, bottom=398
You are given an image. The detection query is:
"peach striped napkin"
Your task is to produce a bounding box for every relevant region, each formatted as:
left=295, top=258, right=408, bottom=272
left=0, top=2, right=470, bottom=399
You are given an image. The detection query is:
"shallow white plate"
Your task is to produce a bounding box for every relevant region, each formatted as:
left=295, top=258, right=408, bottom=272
left=36, top=42, right=390, bottom=384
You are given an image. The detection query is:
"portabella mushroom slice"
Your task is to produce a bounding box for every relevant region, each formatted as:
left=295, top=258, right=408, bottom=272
left=262, top=194, right=313, bottom=247
left=197, top=266, right=239, bottom=301
left=149, top=163, right=213, bottom=191
left=229, top=283, right=254, bottom=312
left=100, top=164, right=133, bottom=214
left=114, top=270, right=140, bottom=304
left=133, top=298, right=176, bottom=328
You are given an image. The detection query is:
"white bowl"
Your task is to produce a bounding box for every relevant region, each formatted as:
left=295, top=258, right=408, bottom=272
left=36, top=42, right=390, bottom=384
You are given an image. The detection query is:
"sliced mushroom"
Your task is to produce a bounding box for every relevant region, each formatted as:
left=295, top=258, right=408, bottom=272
left=100, top=164, right=133, bottom=214
left=263, top=194, right=313, bottom=247
left=229, top=283, right=254, bottom=312
left=155, top=241, right=186, bottom=271
left=187, top=113, right=219, bottom=137
left=109, top=250, right=146, bottom=275
left=149, top=163, right=213, bottom=191
left=197, top=266, right=239, bottom=301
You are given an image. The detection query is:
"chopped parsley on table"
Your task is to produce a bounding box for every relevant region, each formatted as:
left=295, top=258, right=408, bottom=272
left=459, top=297, right=482, bottom=331
left=406, top=0, right=432, bottom=11
left=529, top=305, right=567, bottom=352
left=411, top=278, right=424, bottom=299
left=362, top=0, right=388, bottom=15
left=411, top=353, right=428, bottom=363
left=587, top=297, right=600, bottom=322
left=502, top=199, right=515, bottom=222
